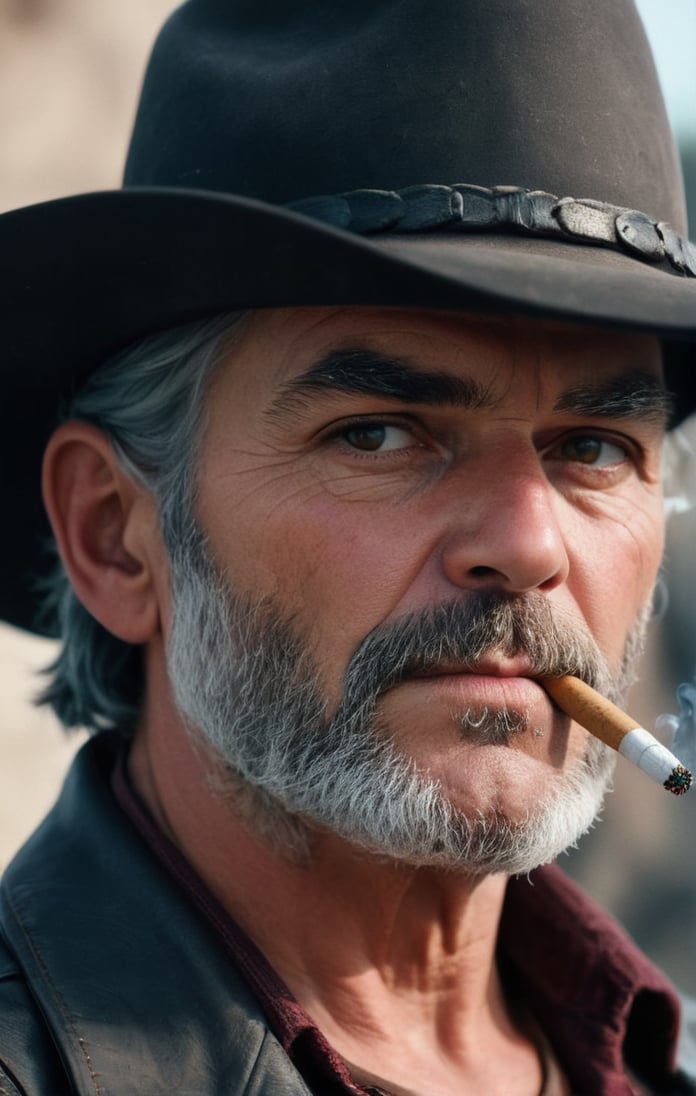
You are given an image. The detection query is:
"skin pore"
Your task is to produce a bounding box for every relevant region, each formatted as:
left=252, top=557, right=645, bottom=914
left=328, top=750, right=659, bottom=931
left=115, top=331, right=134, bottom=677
left=45, top=308, right=667, bottom=1095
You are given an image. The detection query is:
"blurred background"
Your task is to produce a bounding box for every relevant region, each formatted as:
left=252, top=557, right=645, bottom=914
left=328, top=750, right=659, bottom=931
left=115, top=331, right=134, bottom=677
left=0, top=0, right=695, bottom=995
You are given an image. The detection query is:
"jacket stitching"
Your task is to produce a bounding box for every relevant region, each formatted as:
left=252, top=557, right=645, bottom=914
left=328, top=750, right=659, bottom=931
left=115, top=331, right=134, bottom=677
left=2, top=886, right=102, bottom=1095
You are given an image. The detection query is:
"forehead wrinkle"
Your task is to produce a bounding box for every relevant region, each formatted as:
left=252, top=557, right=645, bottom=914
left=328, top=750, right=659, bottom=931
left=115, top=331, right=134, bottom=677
left=552, top=370, right=672, bottom=426
left=265, top=347, right=499, bottom=421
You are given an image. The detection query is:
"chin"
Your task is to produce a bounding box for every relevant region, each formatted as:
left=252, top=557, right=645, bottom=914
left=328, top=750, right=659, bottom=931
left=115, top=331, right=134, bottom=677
left=300, top=739, right=617, bottom=878
left=408, top=753, right=613, bottom=876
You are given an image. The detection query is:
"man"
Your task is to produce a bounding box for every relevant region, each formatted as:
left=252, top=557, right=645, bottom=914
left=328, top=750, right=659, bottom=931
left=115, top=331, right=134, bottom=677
left=1, top=1, right=696, bottom=1093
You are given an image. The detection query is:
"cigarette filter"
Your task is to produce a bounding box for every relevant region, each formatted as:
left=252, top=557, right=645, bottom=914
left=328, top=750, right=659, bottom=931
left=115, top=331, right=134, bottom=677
left=541, top=675, right=693, bottom=797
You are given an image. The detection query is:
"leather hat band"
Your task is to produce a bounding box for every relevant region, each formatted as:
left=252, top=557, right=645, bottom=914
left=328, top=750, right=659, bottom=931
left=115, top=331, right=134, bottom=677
left=289, top=184, right=696, bottom=277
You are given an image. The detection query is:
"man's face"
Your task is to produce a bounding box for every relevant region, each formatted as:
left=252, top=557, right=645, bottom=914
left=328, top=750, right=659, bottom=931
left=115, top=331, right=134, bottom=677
left=172, top=307, right=666, bottom=866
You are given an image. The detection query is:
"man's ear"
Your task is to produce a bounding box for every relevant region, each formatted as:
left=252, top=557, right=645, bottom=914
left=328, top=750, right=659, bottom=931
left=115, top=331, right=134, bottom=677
left=42, top=421, right=165, bottom=644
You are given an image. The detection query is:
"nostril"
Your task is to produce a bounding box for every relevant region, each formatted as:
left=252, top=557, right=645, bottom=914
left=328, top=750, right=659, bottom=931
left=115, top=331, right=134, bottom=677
left=469, top=565, right=500, bottom=579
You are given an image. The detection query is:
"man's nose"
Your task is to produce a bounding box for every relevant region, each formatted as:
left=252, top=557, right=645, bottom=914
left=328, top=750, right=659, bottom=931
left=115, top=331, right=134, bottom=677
left=438, top=454, right=570, bottom=596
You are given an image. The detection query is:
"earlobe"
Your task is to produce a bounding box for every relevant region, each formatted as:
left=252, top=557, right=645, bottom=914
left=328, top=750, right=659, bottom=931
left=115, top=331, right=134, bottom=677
left=42, top=421, right=163, bottom=644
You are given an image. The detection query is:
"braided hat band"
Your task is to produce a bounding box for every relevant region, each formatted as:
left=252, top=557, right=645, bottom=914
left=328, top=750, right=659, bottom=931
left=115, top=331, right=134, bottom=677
left=289, top=184, right=696, bottom=278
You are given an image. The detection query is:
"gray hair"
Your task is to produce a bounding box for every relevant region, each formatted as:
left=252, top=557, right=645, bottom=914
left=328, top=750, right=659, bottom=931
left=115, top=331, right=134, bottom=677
left=38, top=311, right=248, bottom=733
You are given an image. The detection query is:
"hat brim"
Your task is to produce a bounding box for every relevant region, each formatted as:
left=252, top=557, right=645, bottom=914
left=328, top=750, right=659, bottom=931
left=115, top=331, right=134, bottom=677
left=2, top=185, right=696, bottom=633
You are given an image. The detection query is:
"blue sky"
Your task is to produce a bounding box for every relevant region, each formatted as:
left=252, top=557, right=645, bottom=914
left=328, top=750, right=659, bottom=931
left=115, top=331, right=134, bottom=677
left=635, top=0, right=695, bottom=139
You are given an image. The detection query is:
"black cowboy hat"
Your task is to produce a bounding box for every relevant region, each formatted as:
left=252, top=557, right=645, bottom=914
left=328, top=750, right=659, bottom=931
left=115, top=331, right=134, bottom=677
left=1, top=0, right=695, bottom=635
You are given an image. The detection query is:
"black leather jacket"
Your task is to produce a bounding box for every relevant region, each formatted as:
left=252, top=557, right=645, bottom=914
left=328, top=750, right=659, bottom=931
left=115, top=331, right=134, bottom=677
left=0, top=737, right=315, bottom=1095
left=1, top=735, right=695, bottom=1095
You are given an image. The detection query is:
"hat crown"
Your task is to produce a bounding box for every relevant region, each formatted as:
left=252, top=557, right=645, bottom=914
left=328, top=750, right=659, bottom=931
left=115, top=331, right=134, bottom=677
left=124, top=0, right=686, bottom=233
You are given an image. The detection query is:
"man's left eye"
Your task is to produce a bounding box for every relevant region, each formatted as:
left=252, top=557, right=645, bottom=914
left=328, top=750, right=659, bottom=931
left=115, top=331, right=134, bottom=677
left=341, top=423, right=415, bottom=452
left=558, top=434, right=628, bottom=467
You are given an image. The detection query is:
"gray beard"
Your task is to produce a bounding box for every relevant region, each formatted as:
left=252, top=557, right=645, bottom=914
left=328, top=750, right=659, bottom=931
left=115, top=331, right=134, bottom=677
left=165, top=525, right=650, bottom=875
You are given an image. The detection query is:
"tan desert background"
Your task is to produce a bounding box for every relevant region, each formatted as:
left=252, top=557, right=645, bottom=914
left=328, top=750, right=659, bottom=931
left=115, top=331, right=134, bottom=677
left=1, top=0, right=695, bottom=998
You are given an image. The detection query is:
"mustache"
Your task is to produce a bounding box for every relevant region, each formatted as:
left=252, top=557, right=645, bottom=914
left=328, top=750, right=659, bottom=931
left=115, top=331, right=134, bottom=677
left=340, top=591, right=613, bottom=707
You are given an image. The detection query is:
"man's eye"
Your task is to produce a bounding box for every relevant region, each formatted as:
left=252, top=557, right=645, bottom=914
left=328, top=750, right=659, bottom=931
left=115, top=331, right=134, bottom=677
left=559, top=434, right=628, bottom=467
left=341, top=423, right=415, bottom=452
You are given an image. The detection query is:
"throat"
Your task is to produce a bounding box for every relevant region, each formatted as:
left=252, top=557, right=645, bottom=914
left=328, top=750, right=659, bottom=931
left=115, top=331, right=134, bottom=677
left=339, top=1015, right=566, bottom=1096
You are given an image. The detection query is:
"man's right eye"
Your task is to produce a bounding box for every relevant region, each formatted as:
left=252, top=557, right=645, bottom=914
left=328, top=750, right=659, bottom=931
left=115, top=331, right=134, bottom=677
left=340, top=422, right=416, bottom=452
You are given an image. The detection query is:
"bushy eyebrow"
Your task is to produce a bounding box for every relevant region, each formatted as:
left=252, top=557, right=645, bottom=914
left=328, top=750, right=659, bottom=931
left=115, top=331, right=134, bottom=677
left=266, top=348, right=671, bottom=428
left=266, top=348, right=496, bottom=419
left=553, top=371, right=673, bottom=426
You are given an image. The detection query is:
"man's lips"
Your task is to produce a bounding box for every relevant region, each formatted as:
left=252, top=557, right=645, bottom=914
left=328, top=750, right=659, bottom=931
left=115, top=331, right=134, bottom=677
left=386, top=661, right=557, bottom=715
left=407, top=657, right=538, bottom=681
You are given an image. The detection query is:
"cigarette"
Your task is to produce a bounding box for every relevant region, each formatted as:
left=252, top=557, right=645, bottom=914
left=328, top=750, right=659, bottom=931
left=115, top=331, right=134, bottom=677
left=541, top=675, right=693, bottom=796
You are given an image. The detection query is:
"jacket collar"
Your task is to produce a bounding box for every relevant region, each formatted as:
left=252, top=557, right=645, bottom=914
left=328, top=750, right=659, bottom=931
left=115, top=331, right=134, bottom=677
left=1, top=735, right=312, bottom=1095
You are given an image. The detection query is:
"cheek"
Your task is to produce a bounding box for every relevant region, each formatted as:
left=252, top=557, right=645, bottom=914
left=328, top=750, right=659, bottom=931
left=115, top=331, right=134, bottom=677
left=205, top=484, right=436, bottom=687
left=565, top=495, right=664, bottom=661
left=262, top=497, right=431, bottom=641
